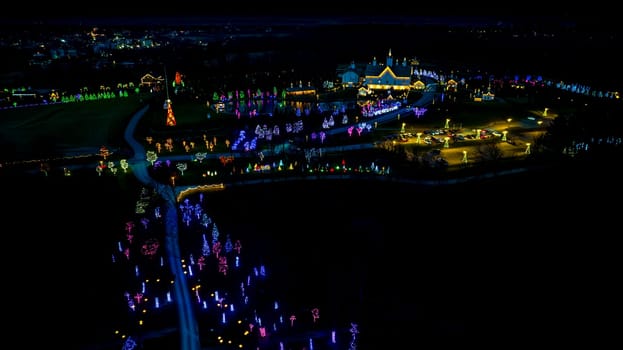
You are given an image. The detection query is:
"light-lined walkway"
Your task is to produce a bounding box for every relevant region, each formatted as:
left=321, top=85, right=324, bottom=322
left=124, top=104, right=201, bottom=350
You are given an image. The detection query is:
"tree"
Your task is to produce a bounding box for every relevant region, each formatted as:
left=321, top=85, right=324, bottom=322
left=176, top=162, right=188, bottom=176
left=165, top=102, right=177, bottom=127
left=195, top=152, right=207, bottom=163
left=146, top=151, right=158, bottom=165
left=120, top=159, right=129, bottom=173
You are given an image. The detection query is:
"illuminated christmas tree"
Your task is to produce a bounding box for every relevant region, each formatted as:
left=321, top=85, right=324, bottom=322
left=163, top=66, right=176, bottom=126
left=166, top=100, right=176, bottom=126
left=201, top=234, right=211, bottom=257
left=224, top=234, right=233, bottom=253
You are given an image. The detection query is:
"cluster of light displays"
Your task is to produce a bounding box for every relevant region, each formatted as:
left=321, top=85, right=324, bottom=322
left=113, top=191, right=355, bottom=349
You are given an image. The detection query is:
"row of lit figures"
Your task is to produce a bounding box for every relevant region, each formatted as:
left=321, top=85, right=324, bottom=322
left=411, top=131, right=532, bottom=154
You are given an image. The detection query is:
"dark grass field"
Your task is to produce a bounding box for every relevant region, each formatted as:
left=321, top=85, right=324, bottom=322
left=0, top=94, right=147, bottom=162
left=5, top=164, right=619, bottom=349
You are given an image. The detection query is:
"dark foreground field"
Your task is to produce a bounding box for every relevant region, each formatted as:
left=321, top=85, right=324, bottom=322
left=3, top=159, right=621, bottom=349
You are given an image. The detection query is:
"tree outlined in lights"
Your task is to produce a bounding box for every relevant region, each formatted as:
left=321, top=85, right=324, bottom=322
left=96, top=160, right=106, bottom=176
left=349, top=322, right=359, bottom=350
left=140, top=238, right=160, bottom=258
left=99, top=145, right=110, bottom=160
left=146, top=151, right=158, bottom=166
left=121, top=336, right=138, bottom=350
left=311, top=308, right=320, bottom=323
left=201, top=234, right=211, bottom=257
left=218, top=255, right=228, bottom=275
left=176, top=162, right=187, bottom=176
left=120, top=159, right=129, bottom=173
left=195, top=152, right=207, bottom=163
left=163, top=66, right=177, bottom=126
left=165, top=100, right=177, bottom=127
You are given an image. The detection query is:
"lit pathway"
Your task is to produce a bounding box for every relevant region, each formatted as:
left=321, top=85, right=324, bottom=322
left=124, top=104, right=201, bottom=350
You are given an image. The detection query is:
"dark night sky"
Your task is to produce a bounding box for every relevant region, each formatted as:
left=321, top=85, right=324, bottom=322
left=0, top=2, right=615, bottom=27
